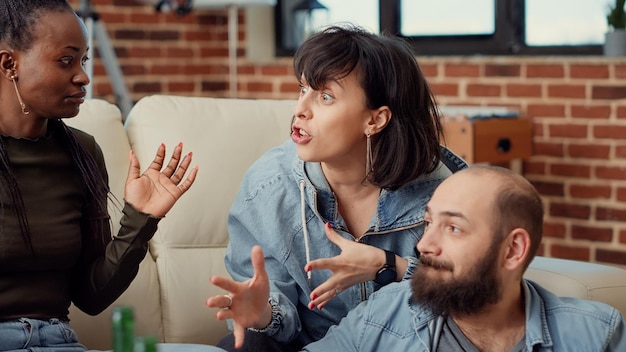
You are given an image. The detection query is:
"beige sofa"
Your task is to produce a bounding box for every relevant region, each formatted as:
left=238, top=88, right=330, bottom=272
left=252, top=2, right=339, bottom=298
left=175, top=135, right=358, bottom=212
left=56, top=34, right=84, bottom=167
left=66, top=95, right=626, bottom=350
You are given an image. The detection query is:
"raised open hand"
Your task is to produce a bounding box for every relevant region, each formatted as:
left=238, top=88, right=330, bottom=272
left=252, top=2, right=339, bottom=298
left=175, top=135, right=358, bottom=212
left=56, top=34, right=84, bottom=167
left=206, top=246, right=271, bottom=349
left=124, top=142, right=198, bottom=217
left=305, top=223, right=385, bottom=310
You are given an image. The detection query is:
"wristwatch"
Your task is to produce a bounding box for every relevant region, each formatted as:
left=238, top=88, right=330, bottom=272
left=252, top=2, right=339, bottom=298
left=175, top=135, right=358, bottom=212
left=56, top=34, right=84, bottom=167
left=374, top=250, right=397, bottom=286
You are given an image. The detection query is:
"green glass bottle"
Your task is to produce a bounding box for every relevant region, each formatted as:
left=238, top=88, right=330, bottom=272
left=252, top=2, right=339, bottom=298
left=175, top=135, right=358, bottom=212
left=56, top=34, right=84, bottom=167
left=112, top=305, right=135, bottom=352
left=134, top=335, right=158, bottom=352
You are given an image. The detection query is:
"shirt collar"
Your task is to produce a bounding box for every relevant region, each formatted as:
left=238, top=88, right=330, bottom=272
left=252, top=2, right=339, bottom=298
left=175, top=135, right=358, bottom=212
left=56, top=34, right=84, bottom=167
left=523, top=279, right=554, bottom=349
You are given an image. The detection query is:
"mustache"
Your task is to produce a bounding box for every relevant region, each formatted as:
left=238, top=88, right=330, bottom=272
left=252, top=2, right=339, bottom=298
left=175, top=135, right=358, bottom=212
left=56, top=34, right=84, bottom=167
left=419, top=255, right=454, bottom=272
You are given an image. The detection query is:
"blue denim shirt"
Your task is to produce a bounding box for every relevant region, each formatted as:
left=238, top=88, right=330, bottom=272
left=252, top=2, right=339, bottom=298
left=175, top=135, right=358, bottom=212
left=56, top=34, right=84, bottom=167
left=224, top=140, right=467, bottom=346
left=302, top=279, right=626, bottom=352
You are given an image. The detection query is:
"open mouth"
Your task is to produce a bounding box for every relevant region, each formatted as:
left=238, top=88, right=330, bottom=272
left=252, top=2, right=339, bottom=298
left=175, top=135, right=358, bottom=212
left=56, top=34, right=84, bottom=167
left=291, top=126, right=312, bottom=144
left=293, top=126, right=310, bottom=137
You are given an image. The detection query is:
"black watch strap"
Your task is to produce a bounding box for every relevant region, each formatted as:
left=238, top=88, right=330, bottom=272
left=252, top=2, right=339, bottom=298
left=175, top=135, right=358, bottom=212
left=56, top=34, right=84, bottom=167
left=383, top=249, right=396, bottom=269
left=374, top=250, right=397, bottom=285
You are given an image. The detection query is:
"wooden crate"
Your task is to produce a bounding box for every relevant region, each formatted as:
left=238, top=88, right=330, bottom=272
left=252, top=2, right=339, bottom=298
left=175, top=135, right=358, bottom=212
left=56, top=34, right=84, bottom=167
left=442, top=118, right=532, bottom=164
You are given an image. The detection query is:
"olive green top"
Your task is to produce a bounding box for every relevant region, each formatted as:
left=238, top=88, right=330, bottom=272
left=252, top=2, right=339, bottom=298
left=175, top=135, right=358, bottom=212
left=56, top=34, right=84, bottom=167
left=0, top=123, right=160, bottom=321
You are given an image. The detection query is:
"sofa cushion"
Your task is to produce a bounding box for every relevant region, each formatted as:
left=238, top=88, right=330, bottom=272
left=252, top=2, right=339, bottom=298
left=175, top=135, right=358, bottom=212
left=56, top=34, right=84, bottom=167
left=124, top=95, right=295, bottom=343
left=526, top=256, right=626, bottom=315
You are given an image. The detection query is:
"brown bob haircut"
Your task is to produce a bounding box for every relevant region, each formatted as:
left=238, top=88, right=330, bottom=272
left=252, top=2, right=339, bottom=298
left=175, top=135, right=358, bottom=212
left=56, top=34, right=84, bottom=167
left=293, top=24, right=443, bottom=190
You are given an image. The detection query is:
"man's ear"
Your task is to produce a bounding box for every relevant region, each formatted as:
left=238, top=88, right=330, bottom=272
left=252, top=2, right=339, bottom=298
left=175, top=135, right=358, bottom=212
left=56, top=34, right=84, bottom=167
left=503, top=228, right=530, bottom=271
left=0, top=50, right=16, bottom=80
left=366, top=106, right=391, bottom=135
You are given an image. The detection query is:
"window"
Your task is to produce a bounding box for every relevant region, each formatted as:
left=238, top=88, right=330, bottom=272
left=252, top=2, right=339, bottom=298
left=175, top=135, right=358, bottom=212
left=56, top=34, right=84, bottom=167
left=524, top=0, right=605, bottom=46
left=275, top=0, right=605, bottom=55
left=400, top=0, right=495, bottom=37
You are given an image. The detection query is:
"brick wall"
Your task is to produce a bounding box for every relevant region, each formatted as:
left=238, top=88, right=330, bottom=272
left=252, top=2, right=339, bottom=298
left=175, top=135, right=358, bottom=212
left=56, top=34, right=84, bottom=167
left=70, top=0, right=294, bottom=100
left=71, top=1, right=626, bottom=266
left=420, top=57, right=626, bottom=267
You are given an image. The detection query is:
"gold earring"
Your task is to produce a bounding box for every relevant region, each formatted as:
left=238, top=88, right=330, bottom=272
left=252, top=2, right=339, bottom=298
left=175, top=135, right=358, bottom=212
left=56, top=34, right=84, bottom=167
left=365, top=132, right=373, bottom=178
left=11, top=75, right=29, bottom=115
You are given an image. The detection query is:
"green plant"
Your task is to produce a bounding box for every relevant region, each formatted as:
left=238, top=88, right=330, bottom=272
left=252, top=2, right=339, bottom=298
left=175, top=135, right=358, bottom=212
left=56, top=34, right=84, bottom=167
left=607, top=0, right=626, bottom=29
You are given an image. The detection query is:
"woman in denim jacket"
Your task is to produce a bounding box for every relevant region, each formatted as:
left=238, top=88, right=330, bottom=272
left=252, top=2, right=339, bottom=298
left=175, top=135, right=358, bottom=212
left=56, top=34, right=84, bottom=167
left=206, top=24, right=467, bottom=352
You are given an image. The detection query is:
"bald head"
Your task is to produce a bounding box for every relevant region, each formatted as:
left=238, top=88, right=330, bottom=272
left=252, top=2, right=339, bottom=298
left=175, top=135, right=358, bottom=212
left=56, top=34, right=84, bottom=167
left=434, top=165, right=544, bottom=268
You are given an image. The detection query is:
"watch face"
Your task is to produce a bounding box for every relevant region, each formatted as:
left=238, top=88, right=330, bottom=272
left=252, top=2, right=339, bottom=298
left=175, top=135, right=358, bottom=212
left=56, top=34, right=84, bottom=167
left=375, top=268, right=396, bottom=286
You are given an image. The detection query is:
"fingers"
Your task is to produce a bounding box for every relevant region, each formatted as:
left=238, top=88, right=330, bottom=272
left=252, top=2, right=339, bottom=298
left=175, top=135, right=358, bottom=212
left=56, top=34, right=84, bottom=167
left=209, top=275, right=240, bottom=294
left=205, top=277, right=238, bottom=320
left=162, top=143, right=198, bottom=192
left=205, top=249, right=268, bottom=348
left=147, top=142, right=189, bottom=177
left=304, top=257, right=332, bottom=273
left=309, top=285, right=342, bottom=311
left=233, top=323, right=246, bottom=349
left=303, top=224, right=342, bottom=272
left=169, top=152, right=189, bottom=184
left=251, top=245, right=267, bottom=281
left=324, top=222, right=347, bottom=246
left=147, top=143, right=167, bottom=171
left=162, top=142, right=183, bottom=178
left=207, top=276, right=242, bottom=316
left=205, top=291, right=233, bottom=309
left=317, top=287, right=341, bottom=310
left=176, top=164, right=198, bottom=194
left=126, top=150, right=141, bottom=185
left=142, top=142, right=198, bottom=193
left=307, top=261, right=344, bottom=310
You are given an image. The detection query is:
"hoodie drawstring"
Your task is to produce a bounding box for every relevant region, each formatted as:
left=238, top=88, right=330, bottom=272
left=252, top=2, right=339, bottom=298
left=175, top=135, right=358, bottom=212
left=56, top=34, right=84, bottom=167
left=299, top=180, right=312, bottom=287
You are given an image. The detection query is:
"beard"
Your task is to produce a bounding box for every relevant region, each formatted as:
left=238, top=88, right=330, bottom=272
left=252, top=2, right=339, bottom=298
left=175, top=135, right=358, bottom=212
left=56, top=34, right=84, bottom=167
left=411, top=240, right=502, bottom=317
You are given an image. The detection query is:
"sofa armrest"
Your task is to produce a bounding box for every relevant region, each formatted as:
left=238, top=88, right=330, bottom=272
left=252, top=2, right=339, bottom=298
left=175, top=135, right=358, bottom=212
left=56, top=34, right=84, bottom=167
left=525, top=256, right=626, bottom=316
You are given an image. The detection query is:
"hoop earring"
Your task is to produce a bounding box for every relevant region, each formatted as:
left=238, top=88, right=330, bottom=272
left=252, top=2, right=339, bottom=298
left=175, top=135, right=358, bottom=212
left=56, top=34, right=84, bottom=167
left=365, top=133, right=373, bottom=178
left=11, top=75, right=30, bottom=115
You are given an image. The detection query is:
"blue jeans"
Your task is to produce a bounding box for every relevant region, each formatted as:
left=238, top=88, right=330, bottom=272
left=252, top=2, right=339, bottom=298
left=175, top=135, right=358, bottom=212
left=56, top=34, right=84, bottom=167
left=0, top=318, right=86, bottom=351
left=0, top=318, right=226, bottom=352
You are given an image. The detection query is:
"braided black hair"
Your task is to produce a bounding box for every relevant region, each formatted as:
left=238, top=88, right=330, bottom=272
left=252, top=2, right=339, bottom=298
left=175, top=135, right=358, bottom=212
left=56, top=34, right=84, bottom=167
left=0, top=0, right=111, bottom=254
left=0, top=0, right=72, bottom=51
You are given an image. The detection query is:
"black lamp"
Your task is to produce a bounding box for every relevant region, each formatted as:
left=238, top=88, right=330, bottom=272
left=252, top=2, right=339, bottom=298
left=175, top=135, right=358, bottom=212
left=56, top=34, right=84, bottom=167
left=293, top=0, right=327, bottom=11
left=293, top=0, right=329, bottom=47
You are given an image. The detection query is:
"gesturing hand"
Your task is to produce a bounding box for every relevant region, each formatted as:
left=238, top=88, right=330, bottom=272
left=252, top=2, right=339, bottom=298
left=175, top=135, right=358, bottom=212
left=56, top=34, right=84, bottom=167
left=305, top=223, right=384, bottom=310
left=206, top=246, right=271, bottom=349
left=124, top=142, right=198, bottom=217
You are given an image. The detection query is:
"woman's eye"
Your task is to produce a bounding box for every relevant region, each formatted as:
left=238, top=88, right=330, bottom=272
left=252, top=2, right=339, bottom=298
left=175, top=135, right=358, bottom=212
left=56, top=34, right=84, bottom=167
left=447, top=225, right=461, bottom=233
left=299, top=84, right=308, bottom=95
left=60, top=57, right=72, bottom=65
left=81, top=56, right=90, bottom=67
left=321, top=92, right=333, bottom=103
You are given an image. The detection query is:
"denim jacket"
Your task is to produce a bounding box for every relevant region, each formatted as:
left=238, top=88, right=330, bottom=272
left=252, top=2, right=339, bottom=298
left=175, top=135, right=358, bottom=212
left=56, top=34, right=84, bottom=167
left=302, top=279, right=626, bottom=352
left=224, top=140, right=467, bottom=346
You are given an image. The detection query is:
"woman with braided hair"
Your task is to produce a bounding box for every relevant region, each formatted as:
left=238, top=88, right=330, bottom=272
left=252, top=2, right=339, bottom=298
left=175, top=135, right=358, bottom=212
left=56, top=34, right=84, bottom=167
left=0, top=1, right=199, bottom=350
